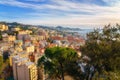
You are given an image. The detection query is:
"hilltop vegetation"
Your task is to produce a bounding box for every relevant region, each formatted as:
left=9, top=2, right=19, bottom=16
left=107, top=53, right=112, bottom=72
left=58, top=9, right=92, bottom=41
left=81, top=24, right=120, bottom=80
left=38, top=47, right=78, bottom=80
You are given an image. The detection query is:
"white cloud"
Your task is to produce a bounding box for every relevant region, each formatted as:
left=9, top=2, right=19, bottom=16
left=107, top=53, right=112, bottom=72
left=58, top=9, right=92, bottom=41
left=25, top=0, right=45, bottom=2
left=0, top=0, right=120, bottom=28
left=102, top=0, right=120, bottom=6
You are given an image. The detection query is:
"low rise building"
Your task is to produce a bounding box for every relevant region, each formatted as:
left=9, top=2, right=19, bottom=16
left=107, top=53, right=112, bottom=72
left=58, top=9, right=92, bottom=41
left=18, top=30, right=32, bottom=35
left=8, top=35, right=16, bottom=42
left=11, top=27, right=21, bottom=31
left=26, top=45, right=35, bottom=53
left=0, top=24, right=8, bottom=31
left=15, top=40, right=23, bottom=47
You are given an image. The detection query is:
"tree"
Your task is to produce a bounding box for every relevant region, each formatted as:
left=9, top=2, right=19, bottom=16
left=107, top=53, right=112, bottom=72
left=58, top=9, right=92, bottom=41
left=3, top=50, right=10, bottom=62
left=80, top=24, right=120, bottom=79
left=0, top=56, right=3, bottom=69
left=38, top=47, right=78, bottom=80
left=0, top=31, right=2, bottom=40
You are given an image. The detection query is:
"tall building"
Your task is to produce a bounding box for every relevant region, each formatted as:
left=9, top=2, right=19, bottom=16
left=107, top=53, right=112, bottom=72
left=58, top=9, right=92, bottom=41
left=12, top=55, right=38, bottom=80
left=38, top=66, right=45, bottom=80
left=15, top=58, right=28, bottom=80
left=24, top=62, right=38, bottom=80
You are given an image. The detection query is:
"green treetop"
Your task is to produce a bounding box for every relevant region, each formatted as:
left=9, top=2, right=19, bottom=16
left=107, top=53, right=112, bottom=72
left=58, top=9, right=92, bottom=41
left=81, top=24, right=120, bottom=71
left=38, top=47, right=78, bottom=80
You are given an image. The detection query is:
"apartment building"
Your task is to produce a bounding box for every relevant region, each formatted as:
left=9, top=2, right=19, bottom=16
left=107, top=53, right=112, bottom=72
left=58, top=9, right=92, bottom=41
left=12, top=55, right=38, bottom=80
left=8, top=35, right=16, bottom=42
left=0, top=24, right=8, bottom=31
left=24, top=62, right=38, bottom=80
left=26, top=45, right=35, bottom=53
left=11, top=27, right=21, bottom=31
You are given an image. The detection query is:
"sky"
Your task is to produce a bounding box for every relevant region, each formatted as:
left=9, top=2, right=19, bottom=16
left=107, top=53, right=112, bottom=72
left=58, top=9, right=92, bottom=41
left=0, top=0, right=120, bottom=28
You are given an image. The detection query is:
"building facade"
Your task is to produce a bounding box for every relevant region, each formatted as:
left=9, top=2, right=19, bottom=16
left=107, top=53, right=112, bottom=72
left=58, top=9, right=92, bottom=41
left=12, top=55, right=38, bottom=80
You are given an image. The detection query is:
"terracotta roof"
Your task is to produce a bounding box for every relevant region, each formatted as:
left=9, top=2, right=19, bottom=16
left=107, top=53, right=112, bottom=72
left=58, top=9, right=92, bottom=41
left=51, top=36, right=64, bottom=40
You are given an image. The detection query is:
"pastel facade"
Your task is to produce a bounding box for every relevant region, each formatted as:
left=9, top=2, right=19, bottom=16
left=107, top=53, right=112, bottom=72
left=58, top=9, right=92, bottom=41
left=11, top=27, right=21, bottom=31
left=0, top=24, right=8, bottom=31
left=12, top=55, right=37, bottom=80
left=26, top=45, right=35, bottom=53
left=18, top=30, right=32, bottom=35
left=8, top=35, right=16, bottom=42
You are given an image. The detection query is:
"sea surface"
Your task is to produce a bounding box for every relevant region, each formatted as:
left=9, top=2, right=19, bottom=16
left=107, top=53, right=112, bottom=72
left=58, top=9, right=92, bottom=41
left=66, top=29, right=94, bottom=39
left=67, top=29, right=93, bottom=34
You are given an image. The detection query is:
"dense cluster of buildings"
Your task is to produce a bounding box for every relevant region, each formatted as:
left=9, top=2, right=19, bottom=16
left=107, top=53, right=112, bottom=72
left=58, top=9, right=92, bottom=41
left=0, top=23, right=85, bottom=80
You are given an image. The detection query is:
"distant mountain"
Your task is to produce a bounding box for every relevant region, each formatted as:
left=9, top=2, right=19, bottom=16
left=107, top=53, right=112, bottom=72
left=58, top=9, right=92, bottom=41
left=0, top=21, right=82, bottom=31
left=56, top=26, right=81, bottom=31
left=0, top=21, right=22, bottom=26
left=0, top=21, right=34, bottom=28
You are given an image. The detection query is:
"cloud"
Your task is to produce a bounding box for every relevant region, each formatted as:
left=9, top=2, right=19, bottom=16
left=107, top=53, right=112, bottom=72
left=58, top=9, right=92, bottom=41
left=25, top=0, right=45, bottom=2
left=0, top=0, right=102, bottom=12
left=0, top=0, right=120, bottom=28
left=102, top=0, right=120, bottom=6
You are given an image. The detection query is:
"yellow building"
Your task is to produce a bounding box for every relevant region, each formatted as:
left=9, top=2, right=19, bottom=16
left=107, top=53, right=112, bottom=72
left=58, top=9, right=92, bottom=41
left=12, top=55, right=38, bottom=80
left=26, top=30, right=32, bottom=34
left=14, top=40, right=23, bottom=52
left=0, top=24, right=8, bottom=31
left=15, top=40, right=23, bottom=46
left=30, top=35, right=45, bottom=41
left=18, top=31, right=26, bottom=35
left=24, top=62, right=38, bottom=80
left=18, top=30, right=32, bottom=35
left=8, top=35, right=16, bottom=42
left=9, top=51, right=29, bottom=66
left=15, top=46, right=23, bottom=52
left=11, top=27, right=21, bottom=31
left=9, top=55, right=20, bottom=67
left=26, top=45, right=35, bottom=53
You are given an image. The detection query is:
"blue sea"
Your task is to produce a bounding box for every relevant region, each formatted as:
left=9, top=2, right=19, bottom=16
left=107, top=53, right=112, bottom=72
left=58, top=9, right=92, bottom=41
left=66, top=29, right=94, bottom=39
left=67, top=29, right=93, bottom=34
